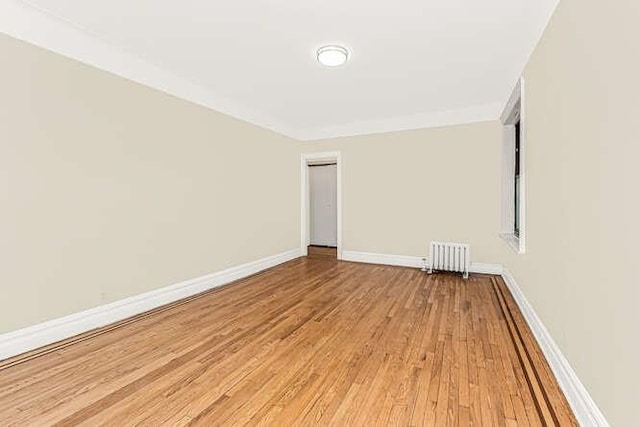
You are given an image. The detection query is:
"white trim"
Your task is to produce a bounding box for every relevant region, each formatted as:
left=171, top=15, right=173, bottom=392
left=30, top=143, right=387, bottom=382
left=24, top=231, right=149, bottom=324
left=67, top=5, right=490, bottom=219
left=470, top=262, right=505, bottom=275
left=300, top=152, right=343, bottom=259
left=342, top=251, right=609, bottom=424
left=518, top=79, right=527, bottom=253
left=342, top=251, right=425, bottom=269
left=500, top=233, right=522, bottom=254
left=0, top=1, right=506, bottom=141
left=0, top=0, right=302, bottom=140
left=300, top=103, right=503, bottom=141
left=0, top=248, right=301, bottom=361
left=501, top=269, right=609, bottom=427
left=500, top=79, right=523, bottom=124
left=500, top=78, right=526, bottom=254
left=341, top=250, right=504, bottom=275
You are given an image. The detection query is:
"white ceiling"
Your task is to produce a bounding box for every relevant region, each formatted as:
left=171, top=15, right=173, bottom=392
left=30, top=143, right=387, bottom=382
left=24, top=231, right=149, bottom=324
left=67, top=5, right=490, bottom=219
left=2, top=0, right=558, bottom=140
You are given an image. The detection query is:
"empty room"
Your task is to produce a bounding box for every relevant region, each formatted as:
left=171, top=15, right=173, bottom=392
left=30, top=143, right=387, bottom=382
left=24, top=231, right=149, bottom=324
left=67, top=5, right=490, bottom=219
left=0, top=0, right=637, bottom=425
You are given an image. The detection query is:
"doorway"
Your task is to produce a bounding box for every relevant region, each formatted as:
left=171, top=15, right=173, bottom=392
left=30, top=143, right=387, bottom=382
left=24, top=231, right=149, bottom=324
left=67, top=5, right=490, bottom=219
left=300, top=152, right=342, bottom=259
left=309, top=163, right=337, bottom=247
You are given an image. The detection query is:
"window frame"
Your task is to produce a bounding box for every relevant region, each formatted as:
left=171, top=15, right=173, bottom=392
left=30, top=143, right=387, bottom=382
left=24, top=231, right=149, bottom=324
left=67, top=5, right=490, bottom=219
left=500, top=78, right=526, bottom=254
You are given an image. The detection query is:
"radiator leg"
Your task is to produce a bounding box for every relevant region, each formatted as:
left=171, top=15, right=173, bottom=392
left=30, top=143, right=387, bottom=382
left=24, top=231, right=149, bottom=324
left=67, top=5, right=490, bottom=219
left=463, top=272, right=469, bottom=280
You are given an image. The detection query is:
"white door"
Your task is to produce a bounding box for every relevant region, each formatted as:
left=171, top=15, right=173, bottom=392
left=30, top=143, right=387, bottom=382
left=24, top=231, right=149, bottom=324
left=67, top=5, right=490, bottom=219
left=309, top=164, right=337, bottom=247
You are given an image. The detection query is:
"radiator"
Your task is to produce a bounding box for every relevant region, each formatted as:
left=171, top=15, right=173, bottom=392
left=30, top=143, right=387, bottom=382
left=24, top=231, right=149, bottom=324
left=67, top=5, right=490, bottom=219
left=427, top=241, right=470, bottom=279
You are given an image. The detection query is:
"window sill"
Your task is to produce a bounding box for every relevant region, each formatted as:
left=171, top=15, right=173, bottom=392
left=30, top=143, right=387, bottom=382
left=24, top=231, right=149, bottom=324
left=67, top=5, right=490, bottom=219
left=500, top=233, right=525, bottom=254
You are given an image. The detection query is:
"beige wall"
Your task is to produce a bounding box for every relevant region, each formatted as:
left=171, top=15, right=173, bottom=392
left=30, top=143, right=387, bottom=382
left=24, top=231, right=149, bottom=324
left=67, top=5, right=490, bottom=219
left=301, top=2, right=640, bottom=424
left=3, top=0, right=638, bottom=422
left=301, top=122, right=504, bottom=263
left=0, top=34, right=300, bottom=333
left=498, top=0, right=640, bottom=424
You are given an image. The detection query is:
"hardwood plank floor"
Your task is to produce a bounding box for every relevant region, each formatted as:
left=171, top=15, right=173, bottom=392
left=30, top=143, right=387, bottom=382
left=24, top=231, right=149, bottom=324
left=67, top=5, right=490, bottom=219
left=307, top=246, right=337, bottom=259
left=0, top=252, right=576, bottom=426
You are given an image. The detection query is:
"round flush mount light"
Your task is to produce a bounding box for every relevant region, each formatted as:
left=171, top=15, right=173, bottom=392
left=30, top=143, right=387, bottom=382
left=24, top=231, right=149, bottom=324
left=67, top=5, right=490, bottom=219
left=316, top=45, right=350, bottom=67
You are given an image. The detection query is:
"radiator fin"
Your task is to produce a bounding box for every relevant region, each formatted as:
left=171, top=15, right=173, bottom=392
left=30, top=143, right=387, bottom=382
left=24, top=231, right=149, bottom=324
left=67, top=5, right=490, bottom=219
left=428, top=241, right=470, bottom=279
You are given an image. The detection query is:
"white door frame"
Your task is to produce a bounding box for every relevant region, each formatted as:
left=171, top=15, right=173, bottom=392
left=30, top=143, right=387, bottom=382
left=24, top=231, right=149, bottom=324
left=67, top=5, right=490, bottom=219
left=300, top=151, right=342, bottom=259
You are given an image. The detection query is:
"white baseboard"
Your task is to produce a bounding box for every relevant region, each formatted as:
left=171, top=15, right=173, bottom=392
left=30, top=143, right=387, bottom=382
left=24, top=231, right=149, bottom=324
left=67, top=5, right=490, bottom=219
left=341, top=250, right=504, bottom=275
left=342, top=251, right=607, bottom=424
left=0, top=248, right=301, bottom=362
left=501, top=269, right=609, bottom=426
left=0, top=247, right=608, bottom=426
left=468, top=262, right=504, bottom=275
left=341, top=251, right=425, bottom=269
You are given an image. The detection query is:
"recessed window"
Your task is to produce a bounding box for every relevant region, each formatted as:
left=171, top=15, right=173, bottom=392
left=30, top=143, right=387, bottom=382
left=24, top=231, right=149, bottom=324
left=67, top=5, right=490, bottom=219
left=500, top=79, right=526, bottom=253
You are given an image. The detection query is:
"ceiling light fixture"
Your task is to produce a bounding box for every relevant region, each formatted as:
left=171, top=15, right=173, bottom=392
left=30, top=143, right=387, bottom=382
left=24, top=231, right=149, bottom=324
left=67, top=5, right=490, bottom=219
left=316, top=45, right=349, bottom=67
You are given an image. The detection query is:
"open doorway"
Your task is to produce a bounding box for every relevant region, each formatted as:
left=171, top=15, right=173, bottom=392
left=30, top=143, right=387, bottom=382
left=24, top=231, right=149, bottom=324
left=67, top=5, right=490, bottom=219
left=300, top=152, right=342, bottom=260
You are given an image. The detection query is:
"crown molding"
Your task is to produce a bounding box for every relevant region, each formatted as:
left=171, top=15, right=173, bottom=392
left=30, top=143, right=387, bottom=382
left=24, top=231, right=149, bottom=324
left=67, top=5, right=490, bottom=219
left=0, top=0, right=302, bottom=139
left=1, top=0, right=504, bottom=142
left=298, top=103, right=503, bottom=141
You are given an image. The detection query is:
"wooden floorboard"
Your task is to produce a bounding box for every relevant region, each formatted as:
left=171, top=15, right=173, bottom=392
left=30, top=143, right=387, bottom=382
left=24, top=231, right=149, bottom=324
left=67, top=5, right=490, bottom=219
left=0, top=252, right=576, bottom=426
left=307, top=245, right=337, bottom=260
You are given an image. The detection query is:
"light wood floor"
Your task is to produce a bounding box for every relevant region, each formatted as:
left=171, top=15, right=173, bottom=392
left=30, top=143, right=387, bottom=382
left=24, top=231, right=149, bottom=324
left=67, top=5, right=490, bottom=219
left=0, top=250, right=576, bottom=426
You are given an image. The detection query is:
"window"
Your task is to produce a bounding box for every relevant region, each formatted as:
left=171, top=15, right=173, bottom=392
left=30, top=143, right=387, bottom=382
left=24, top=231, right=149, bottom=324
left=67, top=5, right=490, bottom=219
left=514, top=119, right=521, bottom=238
left=500, top=79, right=525, bottom=253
